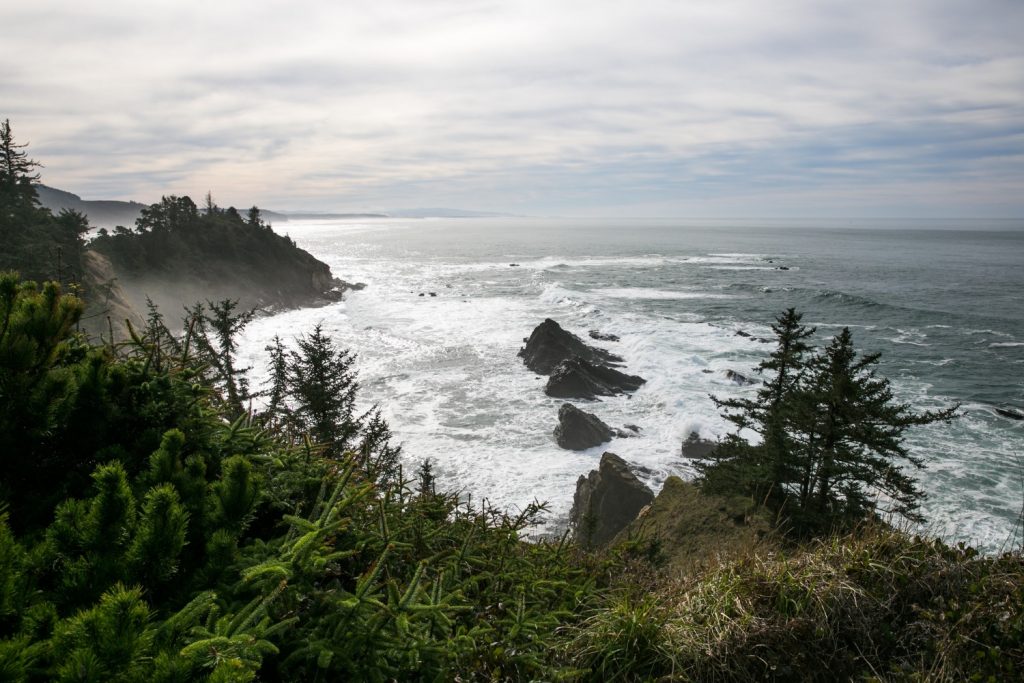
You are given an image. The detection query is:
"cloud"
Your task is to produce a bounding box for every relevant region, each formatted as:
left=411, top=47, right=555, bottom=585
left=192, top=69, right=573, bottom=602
left=2, top=0, right=1022, bottom=216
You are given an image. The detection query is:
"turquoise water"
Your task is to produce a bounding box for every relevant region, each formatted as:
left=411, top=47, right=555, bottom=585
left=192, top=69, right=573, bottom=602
left=239, top=217, right=1024, bottom=551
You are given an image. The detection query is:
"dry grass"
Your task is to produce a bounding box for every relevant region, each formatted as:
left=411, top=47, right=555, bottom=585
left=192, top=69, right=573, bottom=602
left=565, top=521, right=1024, bottom=681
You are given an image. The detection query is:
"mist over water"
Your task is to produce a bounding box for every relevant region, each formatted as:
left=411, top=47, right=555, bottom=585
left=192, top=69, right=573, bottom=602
left=237, top=217, right=1024, bottom=551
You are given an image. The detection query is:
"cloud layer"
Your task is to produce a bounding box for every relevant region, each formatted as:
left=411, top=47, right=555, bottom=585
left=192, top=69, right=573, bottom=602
left=3, top=0, right=1023, bottom=216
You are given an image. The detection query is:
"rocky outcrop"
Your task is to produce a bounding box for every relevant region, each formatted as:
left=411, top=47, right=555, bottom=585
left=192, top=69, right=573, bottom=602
left=610, top=476, right=776, bottom=567
left=554, top=403, right=614, bottom=450
left=570, top=452, right=654, bottom=549
left=725, top=369, right=758, bottom=386
left=79, top=250, right=145, bottom=341
left=589, top=329, right=620, bottom=342
left=545, top=358, right=646, bottom=399
left=681, top=431, right=717, bottom=459
left=996, top=406, right=1024, bottom=421
left=519, top=319, right=623, bottom=375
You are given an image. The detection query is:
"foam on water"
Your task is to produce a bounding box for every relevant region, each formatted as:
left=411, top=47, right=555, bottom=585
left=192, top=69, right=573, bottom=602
left=236, top=218, right=1024, bottom=551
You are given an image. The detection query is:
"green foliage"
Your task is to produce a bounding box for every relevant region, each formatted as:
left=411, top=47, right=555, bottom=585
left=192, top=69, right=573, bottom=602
left=699, top=310, right=958, bottom=534
left=1, top=271, right=1014, bottom=682
left=89, top=192, right=333, bottom=311
left=0, top=120, right=86, bottom=285
left=283, top=323, right=360, bottom=457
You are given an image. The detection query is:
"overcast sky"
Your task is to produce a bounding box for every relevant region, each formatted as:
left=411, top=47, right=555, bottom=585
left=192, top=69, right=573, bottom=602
left=3, top=0, right=1023, bottom=217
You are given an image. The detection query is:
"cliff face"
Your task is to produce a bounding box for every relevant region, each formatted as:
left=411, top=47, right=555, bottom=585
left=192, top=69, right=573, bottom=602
left=79, top=250, right=145, bottom=340
left=570, top=452, right=654, bottom=549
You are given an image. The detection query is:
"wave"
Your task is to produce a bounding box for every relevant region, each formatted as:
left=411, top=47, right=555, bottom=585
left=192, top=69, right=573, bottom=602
left=594, top=288, right=737, bottom=300
left=989, top=342, right=1024, bottom=348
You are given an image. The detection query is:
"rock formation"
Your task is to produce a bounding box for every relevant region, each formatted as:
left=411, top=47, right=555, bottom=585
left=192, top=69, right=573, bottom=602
left=553, top=403, right=614, bottom=450
left=545, top=358, right=646, bottom=399
left=681, top=431, right=717, bottom=459
left=570, top=452, right=654, bottom=549
left=589, top=329, right=620, bottom=342
left=518, top=318, right=623, bottom=375
left=725, top=369, right=758, bottom=386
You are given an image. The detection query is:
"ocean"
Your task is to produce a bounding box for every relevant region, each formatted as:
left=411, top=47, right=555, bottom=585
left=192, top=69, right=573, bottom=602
left=236, top=217, right=1024, bottom=552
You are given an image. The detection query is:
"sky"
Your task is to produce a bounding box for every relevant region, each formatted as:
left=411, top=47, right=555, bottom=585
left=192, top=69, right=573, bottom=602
left=2, top=0, right=1023, bottom=217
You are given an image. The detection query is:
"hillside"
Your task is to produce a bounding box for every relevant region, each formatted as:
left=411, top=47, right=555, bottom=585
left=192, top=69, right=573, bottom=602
left=35, top=184, right=291, bottom=228
left=89, top=196, right=350, bottom=318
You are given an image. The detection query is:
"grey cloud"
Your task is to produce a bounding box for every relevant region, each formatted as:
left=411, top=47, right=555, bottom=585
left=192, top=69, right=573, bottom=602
left=1, top=0, right=1022, bottom=216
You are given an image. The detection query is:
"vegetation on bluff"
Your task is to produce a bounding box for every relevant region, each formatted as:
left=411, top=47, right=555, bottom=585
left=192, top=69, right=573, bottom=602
left=0, top=119, right=89, bottom=288
left=697, top=308, right=959, bottom=536
left=1, top=120, right=339, bottom=333
left=90, top=193, right=338, bottom=314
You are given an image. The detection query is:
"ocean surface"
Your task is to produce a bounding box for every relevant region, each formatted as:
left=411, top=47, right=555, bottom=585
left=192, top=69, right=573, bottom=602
left=236, top=217, right=1024, bottom=552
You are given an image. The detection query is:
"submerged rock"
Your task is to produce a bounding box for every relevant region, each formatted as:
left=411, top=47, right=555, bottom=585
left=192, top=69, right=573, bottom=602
left=725, top=369, right=758, bottom=386
left=553, top=403, right=614, bottom=450
left=995, top=406, right=1024, bottom=421
left=545, top=358, right=646, bottom=399
left=518, top=318, right=623, bottom=375
left=570, top=452, right=655, bottom=549
left=589, top=329, right=620, bottom=342
left=681, top=431, right=717, bottom=459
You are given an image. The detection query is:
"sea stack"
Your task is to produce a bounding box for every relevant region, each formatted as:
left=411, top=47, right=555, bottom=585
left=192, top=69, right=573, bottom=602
left=570, top=452, right=655, bottom=549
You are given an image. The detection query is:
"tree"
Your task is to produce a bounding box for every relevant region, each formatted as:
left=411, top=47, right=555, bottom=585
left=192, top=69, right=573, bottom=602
left=793, top=328, right=958, bottom=528
left=187, top=299, right=255, bottom=417
left=286, top=323, right=360, bottom=457
left=247, top=206, right=262, bottom=228
left=698, top=309, right=815, bottom=505
left=0, top=118, right=40, bottom=197
left=698, top=312, right=958, bottom=534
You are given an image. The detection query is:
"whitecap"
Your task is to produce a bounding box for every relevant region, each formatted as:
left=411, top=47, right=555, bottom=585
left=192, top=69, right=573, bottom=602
left=594, top=288, right=736, bottom=300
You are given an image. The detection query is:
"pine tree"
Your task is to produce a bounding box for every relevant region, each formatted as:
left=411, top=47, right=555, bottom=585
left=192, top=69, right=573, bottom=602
left=263, top=335, right=289, bottom=418
left=0, top=119, right=40, bottom=200
left=793, top=328, right=958, bottom=529
left=188, top=299, right=255, bottom=417
left=698, top=312, right=958, bottom=534
left=698, top=308, right=815, bottom=503
left=286, top=323, right=360, bottom=457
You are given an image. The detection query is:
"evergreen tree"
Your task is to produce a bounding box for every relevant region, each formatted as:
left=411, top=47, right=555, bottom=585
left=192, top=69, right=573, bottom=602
left=263, top=334, right=289, bottom=418
left=0, top=120, right=87, bottom=283
left=0, top=118, right=40, bottom=199
left=246, top=206, right=262, bottom=228
left=188, top=299, right=255, bottom=417
left=698, top=312, right=958, bottom=534
left=286, top=323, right=360, bottom=457
left=699, top=309, right=815, bottom=504
left=793, top=328, right=958, bottom=528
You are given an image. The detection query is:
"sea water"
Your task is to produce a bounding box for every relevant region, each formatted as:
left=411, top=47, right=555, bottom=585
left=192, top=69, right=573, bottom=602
left=236, top=217, right=1024, bottom=552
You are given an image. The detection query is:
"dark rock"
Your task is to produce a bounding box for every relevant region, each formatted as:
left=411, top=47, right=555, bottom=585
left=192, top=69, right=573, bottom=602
left=623, top=424, right=641, bottom=433
left=545, top=358, right=646, bottom=399
left=428, top=292, right=437, bottom=297
left=996, top=406, right=1024, bottom=421
left=570, top=452, right=655, bottom=548
left=510, top=263, right=520, bottom=267
left=518, top=318, right=623, bottom=375
left=777, top=266, right=790, bottom=271
left=681, top=431, right=717, bottom=459
left=725, top=369, right=758, bottom=386
left=553, top=403, right=614, bottom=450
left=701, top=368, right=714, bottom=374
left=735, top=330, right=752, bottom=338
left=418, top=292, right=425, bottom=297
left=589, top=329, right=620, bottom=342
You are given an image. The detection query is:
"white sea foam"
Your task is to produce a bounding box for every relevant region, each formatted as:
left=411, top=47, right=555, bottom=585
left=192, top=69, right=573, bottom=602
left=234, top=219, right=1024, bottom=552
left=594, top=288, right=736, bottom=300
left=990, top=342, right=1024, bottom=348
